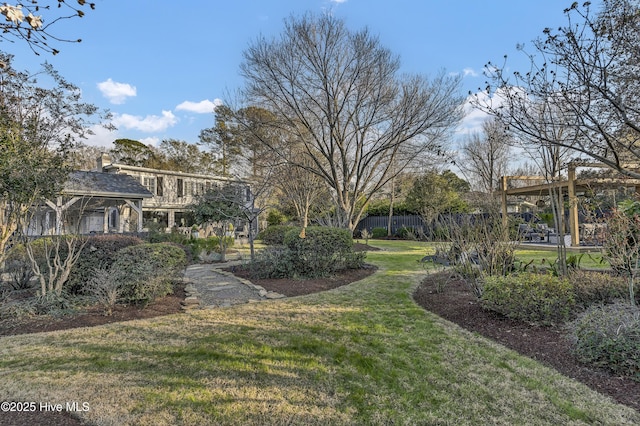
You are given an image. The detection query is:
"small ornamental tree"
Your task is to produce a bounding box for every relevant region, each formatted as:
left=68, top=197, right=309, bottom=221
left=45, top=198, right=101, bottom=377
left=603, top=200, right=640, bottom=307
left=190, top=185, right=245, bottom=262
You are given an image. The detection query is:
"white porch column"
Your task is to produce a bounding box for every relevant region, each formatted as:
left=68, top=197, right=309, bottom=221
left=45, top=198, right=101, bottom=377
left=124, top=199, right=144, bottom=232
left=103, top=208, right=109, bottom=233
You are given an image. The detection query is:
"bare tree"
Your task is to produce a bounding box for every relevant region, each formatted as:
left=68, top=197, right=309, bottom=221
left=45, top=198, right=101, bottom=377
left=238, top=13, right=464, bottom=230
left=273, top=147, right=329, bottom=229
left=23, top=197, right=91, bottom=297
left=459, top=118, right=511, bottom=194
left=472, top=0, right=640, bottom=178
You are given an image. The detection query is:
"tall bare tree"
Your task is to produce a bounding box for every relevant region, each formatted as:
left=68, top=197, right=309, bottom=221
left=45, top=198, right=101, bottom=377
left=238, top=13, right=464, bottom=230
left=472, top=0, right=640, bottom=178
left=459, top=118, right=511, bottom=194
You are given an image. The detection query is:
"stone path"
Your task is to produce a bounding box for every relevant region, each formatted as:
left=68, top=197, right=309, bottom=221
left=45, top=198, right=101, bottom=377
left=181, top=262, right=285, bottom=310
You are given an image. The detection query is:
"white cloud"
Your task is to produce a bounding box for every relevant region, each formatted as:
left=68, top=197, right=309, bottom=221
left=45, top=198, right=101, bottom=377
left=175, top=99, right=222, bottom=114
left=331, top=0, right=347, bottom=3
left=97, top=78, right=137, bottom=104
left=113, top=110, right=177, bottom=132
left=82, top=124, right=118, bottom=148
left=138, top=136, right=160, bottom=146
left=463, top=68, right=479, bottom=77
left=455, top=93, right=492, bottom=137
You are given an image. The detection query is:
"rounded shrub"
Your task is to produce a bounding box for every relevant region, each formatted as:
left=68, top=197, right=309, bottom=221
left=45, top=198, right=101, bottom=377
left=481, top=272, right=575, bottom=324
left=569, top=301, right=640, bottom=380
left=67, top=235, right=144, bottom=294
left=266, top=209, right=288, bottom=226
left=111, top=243, right=187, bottom=304
left=256, top=225, right=300, bottom=246
left=249, top=246, right=295, bottom=279
left=283, top=226, right=364, bottom=277
left=371, top=227, right=387, bottom=239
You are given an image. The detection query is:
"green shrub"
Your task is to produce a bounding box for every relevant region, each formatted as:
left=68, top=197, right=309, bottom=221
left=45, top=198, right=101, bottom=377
left=67, top=235, right=144, bottom=294
left=148, top=229, right=190, bottom=245
left=112, top=243, right=187, bottom=304
left=481, top=272, right=575, bottom=324
left=371, top=227, right=387, bottom=239
left=251, top=226, right=365, bottom=278
left=266, top=209, right=288, bottom=226
left=190, top=236, right=234, bottom=256
left=256, top=225, right=300, bottom=245
left=283, top=226, right=364, bottom=278
left=249, top=247, right=296, bottom=279
left=4, top=245, right=34, bottom=290
left=568, top=270, right=629, bottom=308
left=569, top=301, right=640, bottom=380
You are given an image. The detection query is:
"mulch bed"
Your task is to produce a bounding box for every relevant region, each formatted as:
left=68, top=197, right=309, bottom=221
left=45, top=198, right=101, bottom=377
left=413, top=271, right=640, bottom=413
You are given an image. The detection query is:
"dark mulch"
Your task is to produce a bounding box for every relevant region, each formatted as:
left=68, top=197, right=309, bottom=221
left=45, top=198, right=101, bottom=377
left=413, top=271, right=640, bottom=413
left=230, top=266, right=376, bottom=297
left=0, top=283, right=186, bottom=338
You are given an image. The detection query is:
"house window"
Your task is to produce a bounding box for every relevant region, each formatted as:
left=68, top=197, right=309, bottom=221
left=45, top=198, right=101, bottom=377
left=142, top=177, right=156, bottom=195
left=156, top=176, right=163, bottom=196
left=177, top=178, right=184, bottom=198
left=184, top=181, right=194, bottom=196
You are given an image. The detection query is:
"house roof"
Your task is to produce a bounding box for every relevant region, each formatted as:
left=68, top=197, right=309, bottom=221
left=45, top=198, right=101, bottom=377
left=102, top=163, right=250, bottom=185
left=64, top=171, right=153, bottom=199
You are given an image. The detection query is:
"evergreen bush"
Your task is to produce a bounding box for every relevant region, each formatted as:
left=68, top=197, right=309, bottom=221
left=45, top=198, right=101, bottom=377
left=568, top=270, right=630, bottom=308
left=67, top=235, right=144, bottom=294
left=283, top=226, right=364, bottom=278
left=256, top=225, right=300, bottom=245
left=371, top=227, right=387, bottom=238
left=481, top=272, right=575, bottom=324
left=111, top=243, right=187, bottom=305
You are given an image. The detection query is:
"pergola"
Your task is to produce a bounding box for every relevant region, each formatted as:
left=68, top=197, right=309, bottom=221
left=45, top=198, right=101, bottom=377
left=500, top=161, right=640, bottom=246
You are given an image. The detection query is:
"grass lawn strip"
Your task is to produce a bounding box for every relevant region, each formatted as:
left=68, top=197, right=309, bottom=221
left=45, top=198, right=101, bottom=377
left=0, top=240, right=637, bottom=425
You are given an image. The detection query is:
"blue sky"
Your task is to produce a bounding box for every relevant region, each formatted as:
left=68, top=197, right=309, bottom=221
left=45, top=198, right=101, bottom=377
left=5, top=0, right=602, bottom=150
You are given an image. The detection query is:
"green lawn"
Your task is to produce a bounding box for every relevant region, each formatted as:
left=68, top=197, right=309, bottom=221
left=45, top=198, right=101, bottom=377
left=0, top=240, right=636, bottom=425
left=513, top=247, right=608, bottom=270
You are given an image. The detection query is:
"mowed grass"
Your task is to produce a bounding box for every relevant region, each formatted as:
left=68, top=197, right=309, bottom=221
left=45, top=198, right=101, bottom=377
left=514, top=247, right=608, bottom=269
left=0, top=240, right=637, bottom=425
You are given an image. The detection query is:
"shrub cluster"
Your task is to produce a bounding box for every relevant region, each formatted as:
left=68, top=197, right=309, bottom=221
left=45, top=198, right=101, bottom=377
left=569, top=301, right=640, bottom=380
left=111, top=243, right=187, bottom=305
left=66, top=235, right=144, bottom=294
left=256, top=225, right=299, bottom=245
left=251, top=226, right=365, bottom=279
left=568, top=270, right=630, bottom=308
left=371, top=227, right=387, bottom=239
left=481, top=272, right=575, bottom=324
left=190, top=236, right=234, bottom=257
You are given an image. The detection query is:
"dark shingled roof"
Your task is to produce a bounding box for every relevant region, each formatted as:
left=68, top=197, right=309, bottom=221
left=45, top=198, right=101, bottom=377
left=64, top=171, right=153, bottom=198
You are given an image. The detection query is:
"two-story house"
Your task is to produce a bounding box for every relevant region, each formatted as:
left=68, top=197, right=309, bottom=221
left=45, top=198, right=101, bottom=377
left=27, top=154, right=254, bottom=237
left=97, top=154, right=254, bottom=235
